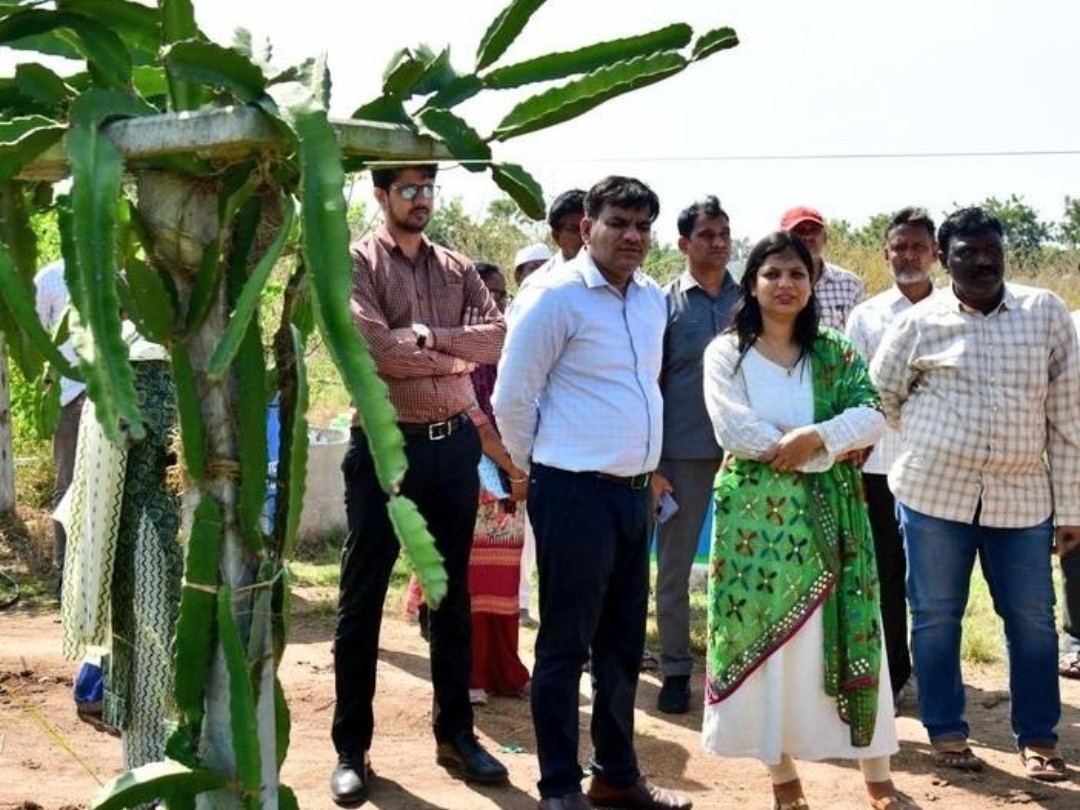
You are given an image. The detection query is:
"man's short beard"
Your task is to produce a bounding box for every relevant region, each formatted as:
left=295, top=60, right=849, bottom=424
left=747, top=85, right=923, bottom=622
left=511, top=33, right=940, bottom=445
left=389, top=209, right=428, bottom=234
left=894, top=268, right=930, bottom=286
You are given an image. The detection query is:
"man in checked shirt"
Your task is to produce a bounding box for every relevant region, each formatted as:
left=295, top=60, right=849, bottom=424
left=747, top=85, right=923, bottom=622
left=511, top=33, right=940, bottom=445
left=329, top=163, right=508, bottom=807
left=871, top=206, right=1080, bottom=784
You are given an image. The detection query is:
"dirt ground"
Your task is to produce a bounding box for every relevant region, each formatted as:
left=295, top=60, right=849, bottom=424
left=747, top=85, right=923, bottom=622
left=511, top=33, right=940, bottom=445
left=3, top=584, right=1080, bottom=810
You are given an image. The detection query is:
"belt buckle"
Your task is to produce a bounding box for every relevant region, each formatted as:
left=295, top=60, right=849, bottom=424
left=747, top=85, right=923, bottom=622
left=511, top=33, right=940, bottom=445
left=428, top=419, right=451, bottom=441
left=629, top=473, right=650, bottom=490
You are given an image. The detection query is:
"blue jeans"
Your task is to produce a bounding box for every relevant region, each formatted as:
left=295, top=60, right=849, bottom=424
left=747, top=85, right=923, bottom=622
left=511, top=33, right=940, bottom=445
left=898, top=503, right=1059, bottom=750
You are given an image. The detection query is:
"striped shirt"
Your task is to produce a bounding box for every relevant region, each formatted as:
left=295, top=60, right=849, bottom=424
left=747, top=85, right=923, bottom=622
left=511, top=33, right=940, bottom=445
left=815, top=262, right=866, bottom=330
left=349, top=226, right=505, bottom=423
left=870, top=283, right=1080, bottom=528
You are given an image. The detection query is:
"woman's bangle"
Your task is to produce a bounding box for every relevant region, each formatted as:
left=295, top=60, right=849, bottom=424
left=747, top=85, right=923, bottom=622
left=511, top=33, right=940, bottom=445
left=508, top=475, right=528, bottom=484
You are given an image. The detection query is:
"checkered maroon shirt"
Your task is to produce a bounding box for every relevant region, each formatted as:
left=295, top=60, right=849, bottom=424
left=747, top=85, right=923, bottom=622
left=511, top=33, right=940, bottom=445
left=350, top=226, right=505, bottom=423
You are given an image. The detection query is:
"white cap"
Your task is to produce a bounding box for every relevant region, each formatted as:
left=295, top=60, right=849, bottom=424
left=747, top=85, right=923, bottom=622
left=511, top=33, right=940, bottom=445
left=514, top=243, right=552, bottom=268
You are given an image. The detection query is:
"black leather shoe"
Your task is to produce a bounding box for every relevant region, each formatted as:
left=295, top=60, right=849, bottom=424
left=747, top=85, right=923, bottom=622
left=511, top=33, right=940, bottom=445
left=436, top=730, right=509, bottom=784
left=330, top=751, right=372, bottom=807
left=657, top=674, right=691, bottom=714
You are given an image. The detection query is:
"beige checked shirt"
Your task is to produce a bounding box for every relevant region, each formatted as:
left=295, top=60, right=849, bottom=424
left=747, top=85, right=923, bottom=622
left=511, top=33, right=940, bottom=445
left=870, top=283, right=1080, bottom=528
left=350, top=227, right=505, bottom=423
left=815, top=262, right=866, bottom=330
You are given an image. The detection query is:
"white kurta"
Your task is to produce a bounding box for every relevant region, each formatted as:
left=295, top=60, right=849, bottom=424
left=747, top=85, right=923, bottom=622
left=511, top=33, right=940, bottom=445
left=701, top=347, right=898, bottom=764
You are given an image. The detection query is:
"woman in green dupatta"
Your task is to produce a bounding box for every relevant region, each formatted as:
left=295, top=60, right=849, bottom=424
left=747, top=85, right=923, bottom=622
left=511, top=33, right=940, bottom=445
left=701, top=232, right=914, bottom=810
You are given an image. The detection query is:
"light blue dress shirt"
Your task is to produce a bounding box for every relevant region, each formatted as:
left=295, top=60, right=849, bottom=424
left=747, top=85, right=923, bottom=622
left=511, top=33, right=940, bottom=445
left=492, top=251, right=666, bottom=477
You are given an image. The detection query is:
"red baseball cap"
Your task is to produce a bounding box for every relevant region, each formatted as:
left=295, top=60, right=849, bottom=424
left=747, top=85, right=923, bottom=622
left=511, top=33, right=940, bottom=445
left=780, top=206, right=825, bottom=230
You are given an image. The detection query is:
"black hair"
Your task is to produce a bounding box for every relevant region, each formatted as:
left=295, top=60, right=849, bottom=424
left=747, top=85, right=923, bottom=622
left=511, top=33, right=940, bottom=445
left=677, top=195, right=728, bottom=238
left=474, top=262, right=502, bottom=282
left=886, top=206, right=936, bottom=242
left=729, top=231, right=819, bottom=367
left=546, top=189, right=586, bottom=229
left=370, top=163, right=438, bottom=191
left=937, top=206, right=1004, bottom=257
left=583, top=176, right=660, bottom=222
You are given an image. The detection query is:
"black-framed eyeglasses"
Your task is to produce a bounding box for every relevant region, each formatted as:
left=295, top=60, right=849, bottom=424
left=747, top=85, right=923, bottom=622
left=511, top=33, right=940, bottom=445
left=391, top=183, right=439, bottom=201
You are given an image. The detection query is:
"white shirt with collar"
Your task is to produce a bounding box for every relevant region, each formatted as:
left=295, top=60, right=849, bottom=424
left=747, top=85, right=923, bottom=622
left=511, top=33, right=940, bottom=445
left=33, top=260, right=86, bottom=407
left=845, top=284, right=943, bottom=475
left=492, top=250, right=666, bottom=478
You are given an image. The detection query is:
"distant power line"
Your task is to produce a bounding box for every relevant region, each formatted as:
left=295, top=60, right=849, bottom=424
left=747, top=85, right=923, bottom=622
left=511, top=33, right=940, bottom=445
left=450, top=148, right=1080, bottom=165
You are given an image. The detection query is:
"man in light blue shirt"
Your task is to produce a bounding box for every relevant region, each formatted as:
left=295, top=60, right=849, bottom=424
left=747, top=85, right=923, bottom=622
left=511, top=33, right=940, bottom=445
left=494, top=176, right=690, bottom=810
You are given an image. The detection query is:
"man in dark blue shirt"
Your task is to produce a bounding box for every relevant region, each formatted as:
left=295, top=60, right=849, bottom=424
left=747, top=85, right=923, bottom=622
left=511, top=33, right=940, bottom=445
left=653, top=196, right=740, bottom=714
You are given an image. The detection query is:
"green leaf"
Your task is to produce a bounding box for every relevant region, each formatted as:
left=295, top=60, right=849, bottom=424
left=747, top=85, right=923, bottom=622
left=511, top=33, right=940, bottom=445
left=172, top=496, right=220, bottom=724
left=208, top=199, right=294, bottom=380
left=424, top=74, right=484, bottom=110
left=692, top=26, right=739, bottom=61
left=475, top=0, right=547, bottom=72
left=69, top=87, right=157, bottom=124
left=412, top=45, right=457, bottom=96
left=122, top=256, right=176, bottom=344
left=0, top=245, right=81, bottom=379
left=163, top=39, right=267, bottom=103
left=278, top=784, right=299, bottom=810
left=217, top=585, right=262, bottom=795
left=417, top=108, right=490, bottom=172
left=14, top=62, right=70, bottom=107
left=132, top=65, right=169, bottom=101
left=483, top=23, right=692, bottom=89
left=90, top=760, right=228, bottom=810
left=350, top=95, right=413, bottom=127
left=278, top=323, right=309, bottom=557
left=268, top=81, right=408, bottom=493
left=57, top=0, right=160, bottom=65
left=0, top=115, right=65, bottom=183
left=0, top=9, right=132, bottom=91
left=489, top=162, right=545, bottom=220
left=224, top=196, right=270, bottom=552
left=388, top=496, right=447, bottom=607
left=382, top=47, right=427, bottom=97
left=492, top=51, right=686, bottom=142
left=159, top=0, right=205, bottom=110
left=65, top=112, right=142, bottom=445
left=184, top=165, right=262, bottom=334
left=170, top=343, right=207, bottom=481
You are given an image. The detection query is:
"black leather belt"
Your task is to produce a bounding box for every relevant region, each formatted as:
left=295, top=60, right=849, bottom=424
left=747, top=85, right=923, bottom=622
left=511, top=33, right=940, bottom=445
left=591, top=471, right=652, bottom=490
left=398, top=413, right=469, bottom=441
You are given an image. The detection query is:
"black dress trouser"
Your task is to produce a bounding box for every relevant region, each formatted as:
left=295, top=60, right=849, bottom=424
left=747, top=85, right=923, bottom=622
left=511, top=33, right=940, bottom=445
left=332, top=421, right=481, bottom=755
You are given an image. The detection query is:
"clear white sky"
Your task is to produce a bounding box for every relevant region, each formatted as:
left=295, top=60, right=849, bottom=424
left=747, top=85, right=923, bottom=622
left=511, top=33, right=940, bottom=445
left=9, top=0, right=1080, bottom=245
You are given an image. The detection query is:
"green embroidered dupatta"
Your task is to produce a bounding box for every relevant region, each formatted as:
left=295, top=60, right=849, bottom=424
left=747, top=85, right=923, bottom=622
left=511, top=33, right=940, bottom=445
left=705, top=329, right=883, bottom=747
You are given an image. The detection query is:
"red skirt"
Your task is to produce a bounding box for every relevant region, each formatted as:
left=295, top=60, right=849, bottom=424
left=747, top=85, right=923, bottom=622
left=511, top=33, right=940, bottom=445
left=469, top=498, right=529, bottom=694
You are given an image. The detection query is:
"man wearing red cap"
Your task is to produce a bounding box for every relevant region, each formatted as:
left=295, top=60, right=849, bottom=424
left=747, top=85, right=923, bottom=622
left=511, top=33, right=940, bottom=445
left=780, top=206, right=866, bottom=330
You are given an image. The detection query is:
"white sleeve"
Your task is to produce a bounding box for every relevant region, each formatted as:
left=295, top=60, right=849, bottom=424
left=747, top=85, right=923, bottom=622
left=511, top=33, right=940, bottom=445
left=702, top=336, right=783, bottom=459
left=491, top=285, right=568, bottom=471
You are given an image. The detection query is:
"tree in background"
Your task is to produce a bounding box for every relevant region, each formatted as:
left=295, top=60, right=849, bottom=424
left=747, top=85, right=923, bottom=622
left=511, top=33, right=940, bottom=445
left=975, top=194, right=1051, bottom=267
left=1060, top=195, right=1080, bottom=251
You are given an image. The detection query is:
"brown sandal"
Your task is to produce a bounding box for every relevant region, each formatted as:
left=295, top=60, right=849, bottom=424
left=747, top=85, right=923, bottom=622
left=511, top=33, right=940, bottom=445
left=930, top=745, right=983, bottom=772
left=772, top=798, right=809, bottom=810
left=869, top=795, right=921, bottom=809
left=1020, top=747, right=1068, bottom=783
left=1059, top=652, right=1080, bottom=679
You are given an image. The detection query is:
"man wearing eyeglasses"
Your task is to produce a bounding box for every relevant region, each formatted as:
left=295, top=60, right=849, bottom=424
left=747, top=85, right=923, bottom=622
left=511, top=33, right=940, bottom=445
left=330, top=164, right=508, bottom=807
